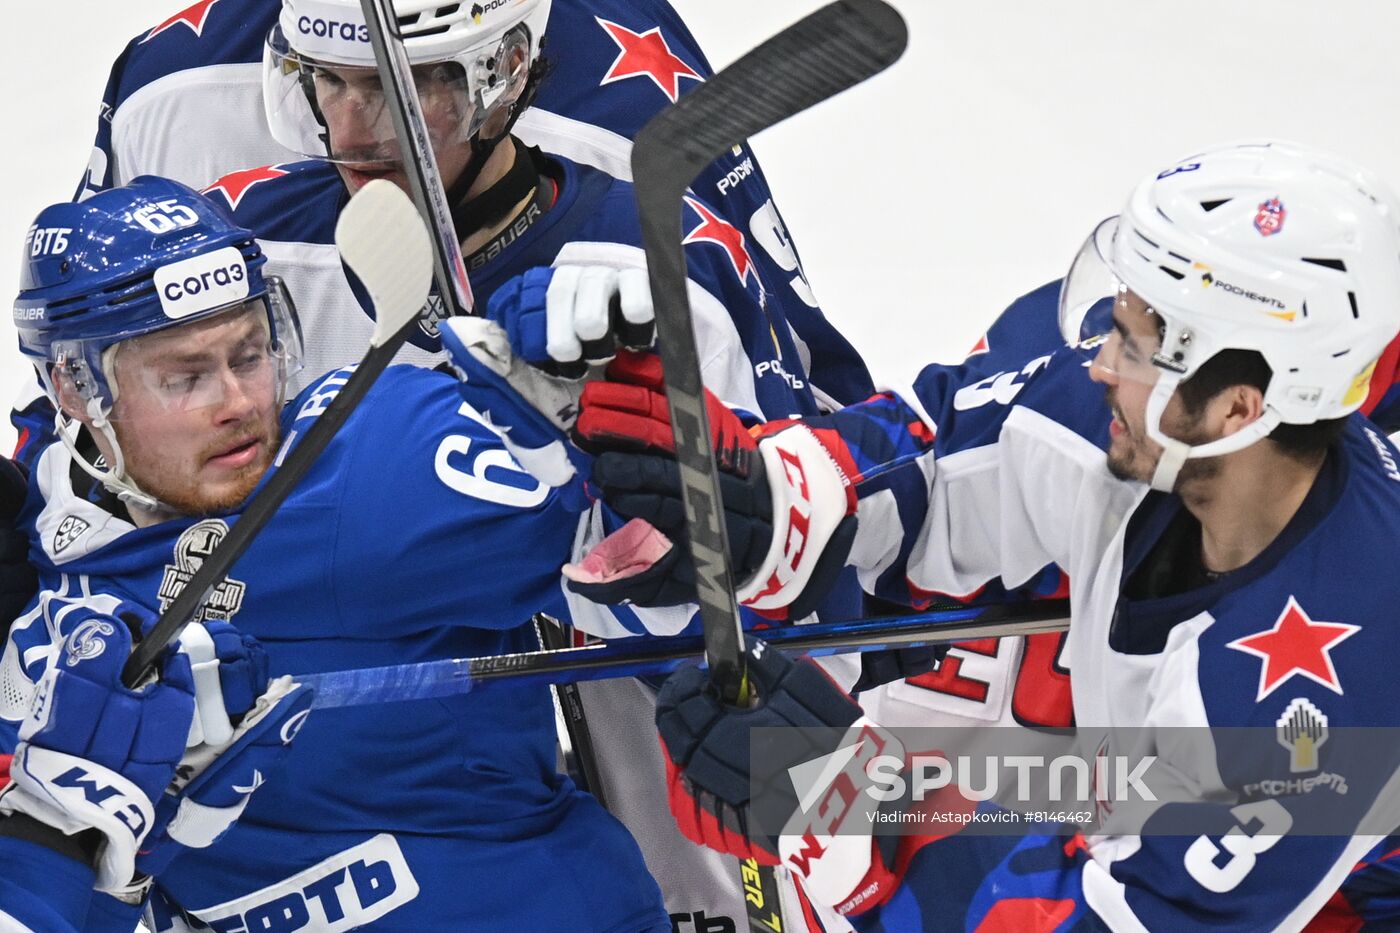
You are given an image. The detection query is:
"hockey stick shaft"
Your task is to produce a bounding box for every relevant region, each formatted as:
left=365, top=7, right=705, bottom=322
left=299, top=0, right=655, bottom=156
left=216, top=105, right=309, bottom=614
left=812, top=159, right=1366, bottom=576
left=359, top=0, right=475, bottom=318
left=299, top=600, right=1069, bottom=709
left=631, top=0, right=908, bottom=706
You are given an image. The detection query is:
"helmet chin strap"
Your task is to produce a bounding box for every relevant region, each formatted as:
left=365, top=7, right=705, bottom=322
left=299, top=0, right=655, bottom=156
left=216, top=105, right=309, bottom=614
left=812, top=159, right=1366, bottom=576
left=58, top=399, right=168, bottom=515
left=1143, top=371, right=1282, bottom=492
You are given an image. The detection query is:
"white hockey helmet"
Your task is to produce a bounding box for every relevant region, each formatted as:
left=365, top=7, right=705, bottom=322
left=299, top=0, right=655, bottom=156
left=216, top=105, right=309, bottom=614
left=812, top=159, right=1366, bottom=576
left=1060, top=140, right=1400, bottom=490
left=264, top=0, right=551, bottom=162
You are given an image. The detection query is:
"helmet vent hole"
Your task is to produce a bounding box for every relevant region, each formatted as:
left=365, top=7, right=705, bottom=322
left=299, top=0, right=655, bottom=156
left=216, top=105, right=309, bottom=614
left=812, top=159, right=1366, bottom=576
left=1159, top=266, right=1184, bottom=281
left=1199, top=199, right=1232, bottom=212
left=1134, top=229, right=1160, bottom=250
left=1332, top=348, right=1351, bottom=358
left=439, top=2, right=461, bottom=14
left=1301, top=257, right=1348, bottom=273
left=1347, top=291, right=1359, bottom=319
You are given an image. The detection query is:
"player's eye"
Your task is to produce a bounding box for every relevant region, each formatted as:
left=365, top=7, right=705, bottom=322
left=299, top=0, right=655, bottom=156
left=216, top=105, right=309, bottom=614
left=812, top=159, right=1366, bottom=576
left=160, top=371, right=208, bottom=397
left=231, top=349, right=269, bottom=374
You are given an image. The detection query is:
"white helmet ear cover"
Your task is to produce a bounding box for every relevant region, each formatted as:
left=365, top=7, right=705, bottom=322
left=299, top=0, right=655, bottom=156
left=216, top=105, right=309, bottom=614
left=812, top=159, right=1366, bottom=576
left=1143, top=367, right=1284, bottom=492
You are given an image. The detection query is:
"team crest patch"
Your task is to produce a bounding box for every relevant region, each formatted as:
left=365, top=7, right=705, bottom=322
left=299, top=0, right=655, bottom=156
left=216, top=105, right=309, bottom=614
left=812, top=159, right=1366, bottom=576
left=158, top=519, right=247, bottom=623
left=419, top=294, right=447, bottom=338
left=1254, top=197, right=1286, bottom=237
left=52, top=516, right=90, bottom=555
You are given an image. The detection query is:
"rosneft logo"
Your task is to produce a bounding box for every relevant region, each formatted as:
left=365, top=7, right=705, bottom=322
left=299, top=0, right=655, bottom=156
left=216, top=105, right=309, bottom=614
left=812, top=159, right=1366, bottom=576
left=470, top=0, right=512, bottom=24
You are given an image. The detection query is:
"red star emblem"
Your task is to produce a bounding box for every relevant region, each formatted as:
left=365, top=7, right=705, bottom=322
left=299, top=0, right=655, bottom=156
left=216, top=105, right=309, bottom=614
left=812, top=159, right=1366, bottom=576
left=1227, top=596, right=1360, bottom=702
left=202, top=165, right=290, bottom=211
left=140, top=0, right=221, bottom=44
left=683, top=196, right=755, bottom=287
left=596, top=18, right=703, bottom=103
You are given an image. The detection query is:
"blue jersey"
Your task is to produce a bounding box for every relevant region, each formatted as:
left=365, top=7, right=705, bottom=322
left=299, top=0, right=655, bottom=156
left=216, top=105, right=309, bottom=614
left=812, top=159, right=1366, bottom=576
left=4, top=366, right=669, bottom=932
left=799, top=347, right=1400, bottom=930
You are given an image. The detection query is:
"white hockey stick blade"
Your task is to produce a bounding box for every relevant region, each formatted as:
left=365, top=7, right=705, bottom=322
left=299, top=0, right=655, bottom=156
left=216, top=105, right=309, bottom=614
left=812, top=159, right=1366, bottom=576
left=336, top=179, right=434, bottom=347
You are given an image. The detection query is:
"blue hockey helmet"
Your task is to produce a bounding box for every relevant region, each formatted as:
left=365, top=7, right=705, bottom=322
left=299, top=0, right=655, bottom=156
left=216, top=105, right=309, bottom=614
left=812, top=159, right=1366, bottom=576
left=16, top=175, right=303, bottom=411
left=13, top=177, right=303, bottom=507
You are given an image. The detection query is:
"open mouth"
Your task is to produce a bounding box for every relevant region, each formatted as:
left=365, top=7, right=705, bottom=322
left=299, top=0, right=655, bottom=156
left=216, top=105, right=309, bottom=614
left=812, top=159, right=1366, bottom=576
left=344, top=162, right=398, bottom=189
left=207, top=437, right=262, bottom=470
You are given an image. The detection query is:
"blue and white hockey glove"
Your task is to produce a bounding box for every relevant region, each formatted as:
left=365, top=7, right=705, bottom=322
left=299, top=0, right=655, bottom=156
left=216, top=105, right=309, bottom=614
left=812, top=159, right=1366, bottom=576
left=0, top=457, right=37, bottom=633
left=485, top=265, right=654, bottom=377
left=441, top=315, right=596, bottom=512
left=138, top=671, right=312, bottom=880
left=0, top=608, right=195, bottom=895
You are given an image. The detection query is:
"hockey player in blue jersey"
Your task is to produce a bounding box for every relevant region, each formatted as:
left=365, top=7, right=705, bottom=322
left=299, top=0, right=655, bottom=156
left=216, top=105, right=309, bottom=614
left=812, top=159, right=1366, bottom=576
left=7, top=177, right=671, bottom=932
left=485, top=141, right=1400, bottom=929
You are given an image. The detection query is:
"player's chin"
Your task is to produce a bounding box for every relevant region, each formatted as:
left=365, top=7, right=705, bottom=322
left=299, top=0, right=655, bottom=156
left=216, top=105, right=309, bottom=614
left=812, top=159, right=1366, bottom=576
left=1104, top=439, right=1148, bottom=483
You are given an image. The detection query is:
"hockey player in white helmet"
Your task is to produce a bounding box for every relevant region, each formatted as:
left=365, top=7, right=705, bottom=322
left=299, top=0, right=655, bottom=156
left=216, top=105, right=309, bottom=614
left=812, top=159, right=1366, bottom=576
left=263, top=0, right=549, bottom=209
left=478, top=140, right=1400, bottom=928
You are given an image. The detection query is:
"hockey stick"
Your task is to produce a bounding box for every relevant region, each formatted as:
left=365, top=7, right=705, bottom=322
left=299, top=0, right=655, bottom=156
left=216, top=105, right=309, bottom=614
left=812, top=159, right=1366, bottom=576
left=631, top=0, right=909, bottom=708
left=123, top=181, right=433, bottom=685
left=358, top=0, right=474, bottom=318
left=297, top=599, right=1070, bottom=708
left=353, top=0, right=623, bottom=820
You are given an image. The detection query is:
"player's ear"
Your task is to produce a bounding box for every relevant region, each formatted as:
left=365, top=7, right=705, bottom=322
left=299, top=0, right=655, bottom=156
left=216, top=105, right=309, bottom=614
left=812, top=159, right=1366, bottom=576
left=1219, top=383, right=1266, bottom=436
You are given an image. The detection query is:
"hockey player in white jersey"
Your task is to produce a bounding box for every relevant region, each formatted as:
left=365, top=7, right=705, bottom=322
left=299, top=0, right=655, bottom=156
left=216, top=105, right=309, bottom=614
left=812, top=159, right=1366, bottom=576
left=474, top=140, right=1400, bottom=929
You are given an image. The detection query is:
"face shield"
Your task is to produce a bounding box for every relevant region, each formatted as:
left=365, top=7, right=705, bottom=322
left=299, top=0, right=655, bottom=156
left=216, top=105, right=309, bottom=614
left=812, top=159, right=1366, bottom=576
left=52, top=279, right=304, bottom=421
left=262, top=23, right=531, bottom=164
left=1058, top=216, right=1171, bottom=388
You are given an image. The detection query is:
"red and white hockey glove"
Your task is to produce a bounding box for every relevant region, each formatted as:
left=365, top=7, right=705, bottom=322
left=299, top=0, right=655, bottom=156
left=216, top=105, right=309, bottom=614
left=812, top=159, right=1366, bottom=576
left=656, top=637, right=908, bottom=916
left=567, top=351, right=859, bottom=619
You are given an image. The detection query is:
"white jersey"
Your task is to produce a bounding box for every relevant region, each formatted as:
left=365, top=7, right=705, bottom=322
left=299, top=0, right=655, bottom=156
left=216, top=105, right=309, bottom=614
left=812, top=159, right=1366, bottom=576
left=821, top=345, right=1400, bottom=929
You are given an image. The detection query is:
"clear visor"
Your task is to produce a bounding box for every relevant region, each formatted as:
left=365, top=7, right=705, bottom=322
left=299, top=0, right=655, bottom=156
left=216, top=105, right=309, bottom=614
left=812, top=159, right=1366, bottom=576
left=262, top=26, right=530, bottom=164
left=57, top=281, right=304, bottom=418
left=1058, top=217, right=1166, bottom=386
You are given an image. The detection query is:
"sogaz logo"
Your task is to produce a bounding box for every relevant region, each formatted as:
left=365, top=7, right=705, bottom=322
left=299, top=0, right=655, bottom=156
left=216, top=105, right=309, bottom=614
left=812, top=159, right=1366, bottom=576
left=153, top=246, right=249, bottom=320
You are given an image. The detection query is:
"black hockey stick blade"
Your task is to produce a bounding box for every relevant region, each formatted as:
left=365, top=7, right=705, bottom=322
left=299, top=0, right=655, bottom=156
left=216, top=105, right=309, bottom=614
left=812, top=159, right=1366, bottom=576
left=631, top=0, right=908, bottom=705
left=124, top=182, right=433, bottom=686
left=359, top=0, right=475, bottom=319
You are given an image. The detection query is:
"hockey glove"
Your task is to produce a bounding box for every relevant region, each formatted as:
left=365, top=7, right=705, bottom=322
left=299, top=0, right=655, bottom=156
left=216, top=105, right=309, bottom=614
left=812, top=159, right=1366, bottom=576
left=657, top=637, right=908, bottom=914
left=138, top=673, right=312, bottom=881
left=568, top=352, right=860, bottom=619
left=485, top=265, right=655, bottom=377
left=0, top=457, right=37, bottom=638
left=441, top=316, right=595, bottom=511
left=0, top=608, right=195, bottom=895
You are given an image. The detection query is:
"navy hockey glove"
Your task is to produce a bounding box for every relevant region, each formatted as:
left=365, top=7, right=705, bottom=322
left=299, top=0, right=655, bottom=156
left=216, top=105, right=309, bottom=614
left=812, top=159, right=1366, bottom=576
left=0, top=457, right=37, bottom=639
left=485, top=265, right=655, bottom=377
left=0, top=609, right=195, bottom=895
left=568, top=352, right=859, bottom=620
left=656, top=636, right=863, bottom=863
left=657, top=637, right=909, bottom=914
